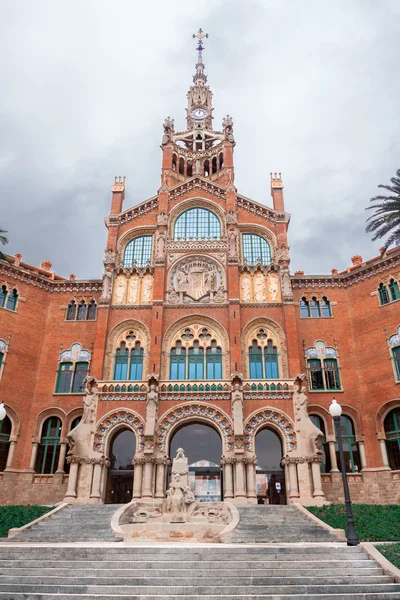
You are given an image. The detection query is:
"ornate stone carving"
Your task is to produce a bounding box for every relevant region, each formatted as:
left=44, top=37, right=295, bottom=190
left=280, top=266, right=293, bottom=300
left=168, top=256, right=225, bottom=304
left=82, top=376, right=98, bottom=424
left=222, top=115, right=235, bottom=143
left=99, top=268, right=113, bottom=305
left=166, top=449, right=196, bottom=517
left=166, top=239, right=227, bottom=253
left=144, top=383, right=159, bottom=438
left=240, top=273, right=251, bottom=302
left=243, top=407, right=296, bottom=453
left=267, top=271, right=280, bottom=303
left=94, top=409, right=145, bottom=453
left=275, top=244, right=290, bottom=263
left=142, top=274, right=153, bottom=303
left=292, top=374, right=324, bottom=457
left=114, top=274, right=127, bottom=304
left=231, top=382, right=244, bottom=437
left=127, top=275, right=139, bottom=304
left=254, top=271, right=266, bottom=303
left=155, top=230, right=166, bottom=264
left=226, top=210, right=238, bottom=225
left=162, top=116, right=174, bottom=145
left=157, top=212, right=169, bottom=226
left=228, top=229, right=237, bottom=261
left=103, top=249, right=116, bottom=267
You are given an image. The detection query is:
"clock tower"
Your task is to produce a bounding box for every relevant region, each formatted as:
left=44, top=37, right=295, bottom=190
left=160, top=30, right=235, bottom=187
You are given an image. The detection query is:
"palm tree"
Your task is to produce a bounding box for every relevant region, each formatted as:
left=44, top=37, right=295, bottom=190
left=365, top=169, right=400, bottom=254
left=0, top=229, right=8, bottom=261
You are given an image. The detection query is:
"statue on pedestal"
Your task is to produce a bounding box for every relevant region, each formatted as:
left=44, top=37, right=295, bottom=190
left=165, top=448, right=196, bottom=516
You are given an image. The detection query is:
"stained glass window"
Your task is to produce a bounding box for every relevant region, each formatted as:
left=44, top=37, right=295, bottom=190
left=123, top=236, right=153, bottom=267
left=174, top=208, right=221, bottom=240
left=0, top=416, right=11, bottom=472
left=242, top=234, right=271, bottom=265
left=385, top=408, right=400, bottom=470
left=35, top=417, right=62, bottom=475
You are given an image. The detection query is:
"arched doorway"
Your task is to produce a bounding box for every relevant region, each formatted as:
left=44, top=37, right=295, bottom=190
left=105, top=428, right=136, bottom=504
left=255, top=428, right=286, bottom=505
left=169, top=423, right=222, bottom=502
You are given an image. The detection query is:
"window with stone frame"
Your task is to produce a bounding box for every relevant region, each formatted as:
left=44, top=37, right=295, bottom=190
left=335, top=415, right=361, bottom=473
left=169, top=327, right=223, bottom=381
left=378, top=277, right=400, bottom=306
left=55, top=343, right=91, bottom=393
left=309, top=414, right=331, bottom=473
left=305, top=340, right=341, bottom=391
left=113, top=330, right=145, bottom=381
left=65, top=298, right=97, bottom=321
left=35, top=417, right=62, bottom=474
left=123, top=235, right=153, bottom=267
left=384, top=408, right=400, bottom=470
left=0, top=284, right=19, bottom=312
left=388, top=326, right=400, bottom=382
left=300, top=296, right=331, bottom=318
left=174, top=208, right=221, bottom=240
left=242, top=233, right=271, bottom=265
left=248, top=330, right=279, bottom=380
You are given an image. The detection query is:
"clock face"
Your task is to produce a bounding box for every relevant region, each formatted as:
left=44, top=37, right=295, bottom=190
left=192, top=108, right=207, bottom=120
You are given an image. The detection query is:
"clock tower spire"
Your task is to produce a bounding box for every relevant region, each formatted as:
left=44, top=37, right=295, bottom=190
left=187, top=29, right=213, bottom=131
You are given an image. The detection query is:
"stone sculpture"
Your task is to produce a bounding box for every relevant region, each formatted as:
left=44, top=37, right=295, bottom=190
left=67, top=376, right=99, bottom=459
left=156, top=231, right=166, bottom=261
left=228, top=229, right=237, bottom=259
left=171, top=258, right=222, bottom=303
left=268, top=271, right=280, bottom=302
left=254, top=271, right=266, bottom=303
left=142, top=275, right=153, bottom=303
left=241, top=274, right=251, bottom=302
left=293, top=374, right=324, bottom=457
left=127, top=275, right=139, bottom=304
left=144, top=383, right=159, bottom=437
left=115, top=275, right=126, bottom=304
left=232, top=382, right=244, bottom=436
left=99, top=269, right=113, bottom=304
left=165, top=448, right=197, bottom=517
left=82, top=376, right=98, bottom=424
left=280, top=266, right=293, bottom=299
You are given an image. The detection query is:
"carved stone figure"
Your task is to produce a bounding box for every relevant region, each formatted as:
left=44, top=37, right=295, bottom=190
left=157, top=212, right=168, bottom=226
left=170, top=258, right=223, bottom=303
left=254, top=271, right=266, bottom=303
left=268, top=271, right=280, bottom=303
left=232, top=382, right=244, bottom=436
left=166, top=448, right=197, bottom=517
left=156, top=231, right=166, bottom=261
left=142, top=275, right=153, bottom=304
left=127, top=275, right=139, bottom=304
left=144, top=384, right=159, bottom=437
left=293, top=375, right=324, bottom=457
left=67, top=376, right=99, bottom=460
left=82, top=376, right=98, bottom=424
left=99, top=269, right=113, bottom=304
left=103, top=249, right=116, bottom=267
left=228, top=229, right=237, bottom=259
left=166, top=473, right=186, bottom=515
left=162, top=116, right=174, bottom=145
left=241, top=274, right=251, bottom=302
left=275, top=245, right=290, bottom=263
left=281, top=266, right=293, bottom=299
left=222, top=115, right=235, bottom=142
left=115, top=275, right=126, bottom=304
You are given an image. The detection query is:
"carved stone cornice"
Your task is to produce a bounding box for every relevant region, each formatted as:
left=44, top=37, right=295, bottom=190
left=281, top=454, right=323, bottom=466
left=220, top=455, right=235, bottom=465
left=167, top=239, right=227, bottom=252
left=67, top=455, right=111, bottom=467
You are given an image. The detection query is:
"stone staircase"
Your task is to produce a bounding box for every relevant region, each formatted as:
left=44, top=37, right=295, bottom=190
left=0, top=544, right=399, bottom=598
left=6, top=504, right=122, bottom=542
left=223, top=504, right=339, bottom=543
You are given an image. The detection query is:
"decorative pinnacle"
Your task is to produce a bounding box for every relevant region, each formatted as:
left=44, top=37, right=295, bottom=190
left=192, top=28, right=208, bottom=58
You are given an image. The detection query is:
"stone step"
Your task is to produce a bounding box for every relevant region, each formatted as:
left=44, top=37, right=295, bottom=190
left=1, top=595, right=400, bottom=600
left=0, top=545, right=362, bottom=554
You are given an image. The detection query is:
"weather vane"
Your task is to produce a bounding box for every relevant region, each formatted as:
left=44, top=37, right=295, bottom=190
left=192, top=28, right=208, bottom=57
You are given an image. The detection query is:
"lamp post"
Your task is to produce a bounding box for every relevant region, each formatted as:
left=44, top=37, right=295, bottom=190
left=0, top=403, right=6, bottom=422
left=329, top=399, right=359, bottom=546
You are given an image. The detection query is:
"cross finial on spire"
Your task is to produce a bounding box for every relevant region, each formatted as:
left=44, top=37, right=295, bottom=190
left=192, top=28, right=208, bottom=58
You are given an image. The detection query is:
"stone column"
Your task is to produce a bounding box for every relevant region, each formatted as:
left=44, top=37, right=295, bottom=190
left=311, top=460, right=324, bottom=498
left=64, top=461, right=79, bottom=500
left=234, top=457, right=246, bottom=500
left=29, top=442, right=39, bottom=471
left=284, top=463, right=290, bottom=502
left=56, top=443, right=68, bottom=474
left=328, top=439, right=339, bottom=472
left=358, top=441, right=367, bottom=470
left=288, top=461, right=300, bottom=499
left=155, top=458, right=168, bottom=498
left=90, top=462, right=102, bottom=499
left=379, top=438, right=390, bottom=468
left=245, top=458, right=257, bottom=501
left=222, top=457, right=234, bottom=500
left=133, top=458, right=144, bottom=499
left=142, top=457, right=154, bottom=498
left=5, top=440, right=16, bottom=470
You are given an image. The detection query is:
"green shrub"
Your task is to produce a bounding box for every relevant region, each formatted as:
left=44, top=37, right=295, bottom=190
left=376, top=543, right=400, bottom=569
left=307, top=504, right=400, bottom=542
left=0, top=505, right=54, bottom=537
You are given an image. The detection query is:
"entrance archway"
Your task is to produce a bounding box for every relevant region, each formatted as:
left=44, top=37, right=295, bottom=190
left=105, top=428, right=136, bottom=504
left=255, top=428, right=286, bottom=505
left=169, top=423, right=222, bottom=502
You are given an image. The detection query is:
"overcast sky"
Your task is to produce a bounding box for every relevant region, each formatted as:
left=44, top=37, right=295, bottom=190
left=0, top=0, right=399, bottom=279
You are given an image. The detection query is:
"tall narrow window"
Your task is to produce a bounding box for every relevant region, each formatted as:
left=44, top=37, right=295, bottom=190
left=393, top=347, right=400, bottom=380
left=0, top=286, right=7, bottom=308
left=56, top=362, right=73, bottom=393
left=320, top=297, right=331, bottom=317
left=249, top=341, right=263, bottom=379
left=336, top=416, right=361, bottom=473
left=35, top=417, right=62, bottom=475
left=206, top=342, right=222, bottom=379
left=309, top=414, right=331, bottom=473
left=264, top=340, right=279, bottom=379
left=87, top=300, right=97, bottom=320
left=170, top=342, right=186, bottom=380
left=114, top=342, right=129, bottom=380
left=310, top=298, right=320, bottom=318
left=188, top=342, right=204, bottom=380
left=123, top=236, right=153, bottom=268
left=324, top=359, right=340, bottom=389
left=76, top=301, right=87, bottom=321
left=308, top=359, right=324, bottom=390
left=300, top=298, right=310, bottom=317
left=174, top=208, right=221, bottom=240
left=389, top=279, right=400, bottom=302
left=71, top=362, right=89, bottom=393
left=66, top=300, right=77, bottom=321
left=384, top=408, right=400, bottom=471
left=379, top=283, right=390, bottom=305
left=6, top=289, right=18, bottom=311
left=0, top=416, right=11, bottom=472
left=129, top=341, right=144, bottom=381
left=242, top=234, right=271, bottom=265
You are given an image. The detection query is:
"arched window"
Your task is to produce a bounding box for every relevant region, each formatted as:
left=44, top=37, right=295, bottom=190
left=76, top=301, right=87, bottom=321
left=123, top=236, right=153, bottom=268
left=219, top=152, right=224, bottom=170
left=389, top=279, right=400, bottom=302
left=384, top=408, right=400, bottom=470
left=0, top=416, right=11, bottom=472
left=320, top=297, right=331, bottom=317
left=0, top=285, right=6, bottom=308
left=379, top=283, right=390, bottom=305
left=248, top=335, right=279, bottom=380
left=310, top=298, right=320, bottom=318
left=35, top=417, right=62, bottom=474
left=174, top=208, right=221, bottom=240
left=114, top=338, right=144, bottom=381
left=336, top=415, right=361, bottom=473
left=172, top=154, right=177, bottom=171
left=212, top=156, right=217, bottom=174
left=204, top=159, right=210, bottom=176
left=87, top=300, right=97, bottom=320
left=242, top=234, right=271, bottom=265
left=169, top=327, right=223, bottom=381
left=309, top=415, right=331, bottom=473
left=55, top=343, right=90, bottom=393
left=6, top=289, right=18, bottom=311
left=66, top=300, right=77, bottom=321
left=300, top=298, right=310, bottom=317
left=179, top=157, right=185, bottom=175
left=187, top=160, right=193, bottom=177
left=66, top=299, right=96, bottom=321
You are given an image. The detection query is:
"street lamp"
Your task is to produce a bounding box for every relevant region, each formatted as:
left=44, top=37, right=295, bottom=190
left=0, top=403, right=6, bottom=421
left=329, top=399, right=359, bottom=546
